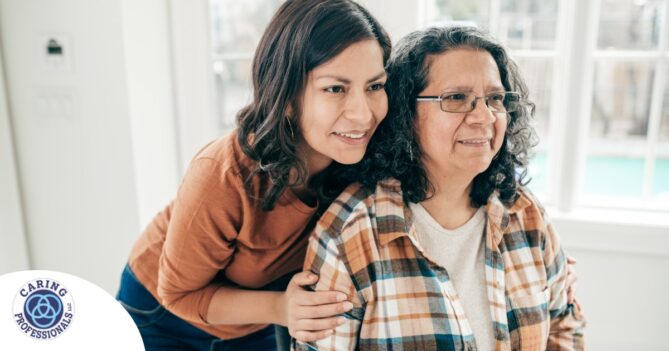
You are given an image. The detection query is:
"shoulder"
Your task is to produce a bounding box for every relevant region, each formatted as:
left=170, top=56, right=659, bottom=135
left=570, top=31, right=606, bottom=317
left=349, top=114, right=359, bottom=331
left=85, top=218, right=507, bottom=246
left=316, top=182, right=375, bottom=241
left=319, top=178, right=404, bottom=235
left=190, top=130, right=254, bottom=174
left=309, top=179, right=405, bottom=298
left=489, top=186, right=553, bottom=245
left=183, top=130, right=265, bottom=191
left=175, top=134, right=256, bottom=207
left=312, top=178, right=406, bottom=267
left=511, top=187, right=551, bottom=231
left=496, top=187, right=558, bottom=256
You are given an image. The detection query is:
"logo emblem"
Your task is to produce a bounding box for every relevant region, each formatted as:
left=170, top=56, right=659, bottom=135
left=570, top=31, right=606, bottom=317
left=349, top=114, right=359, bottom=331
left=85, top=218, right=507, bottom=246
left=13, top=278, right=74, bottom=340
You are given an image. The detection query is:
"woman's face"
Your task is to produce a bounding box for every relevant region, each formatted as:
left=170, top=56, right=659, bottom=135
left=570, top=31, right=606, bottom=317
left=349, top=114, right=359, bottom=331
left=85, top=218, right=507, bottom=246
left=415, top=48, right=507, bottom=182
left=298, top=39, right=388, bottom=173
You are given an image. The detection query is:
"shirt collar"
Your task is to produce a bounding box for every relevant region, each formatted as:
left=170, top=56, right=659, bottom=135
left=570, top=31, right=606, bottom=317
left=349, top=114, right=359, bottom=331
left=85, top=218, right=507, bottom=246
left=374, top=178, right=533, bottom=247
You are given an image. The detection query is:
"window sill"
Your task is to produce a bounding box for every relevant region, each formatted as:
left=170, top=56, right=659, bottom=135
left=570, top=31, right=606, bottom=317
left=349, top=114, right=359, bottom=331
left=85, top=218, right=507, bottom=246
left=546, top=206, right=669, bottom=257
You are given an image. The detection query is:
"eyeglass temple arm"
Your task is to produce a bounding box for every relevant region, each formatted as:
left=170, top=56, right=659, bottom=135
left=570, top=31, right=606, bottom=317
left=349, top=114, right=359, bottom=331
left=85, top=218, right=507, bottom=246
left=416, top=96, right=441, bottom=101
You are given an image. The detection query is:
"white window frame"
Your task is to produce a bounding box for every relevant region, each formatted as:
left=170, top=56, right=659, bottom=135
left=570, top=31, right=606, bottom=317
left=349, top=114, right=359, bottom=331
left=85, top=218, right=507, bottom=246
left=168, top=0, right=219, bottom=175
left=418, top=0, right=669, bottom=213
left=170, top=0, right=669, bottom=227
left=548, top=0, right=669, bottom=215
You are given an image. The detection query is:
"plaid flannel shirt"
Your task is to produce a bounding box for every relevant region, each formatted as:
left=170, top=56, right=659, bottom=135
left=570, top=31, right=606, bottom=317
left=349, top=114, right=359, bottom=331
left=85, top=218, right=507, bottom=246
left=294, top=178, right=585, bottom=351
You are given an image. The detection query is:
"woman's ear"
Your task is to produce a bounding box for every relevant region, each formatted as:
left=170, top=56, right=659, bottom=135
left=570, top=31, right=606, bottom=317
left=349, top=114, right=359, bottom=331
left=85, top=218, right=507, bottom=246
left=285, top=104, right=294, bottom=118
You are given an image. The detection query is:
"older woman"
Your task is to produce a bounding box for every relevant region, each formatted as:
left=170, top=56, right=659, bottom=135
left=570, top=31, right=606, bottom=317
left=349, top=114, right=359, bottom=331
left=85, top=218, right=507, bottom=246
left=295, top=26, right=585, bottom=351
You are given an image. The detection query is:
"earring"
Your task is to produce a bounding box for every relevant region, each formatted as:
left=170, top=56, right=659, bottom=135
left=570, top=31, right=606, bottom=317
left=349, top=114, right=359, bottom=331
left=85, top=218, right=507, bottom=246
left=408, top=142, right=414, bottom=161
left=285, top=117, right=295, bottom=139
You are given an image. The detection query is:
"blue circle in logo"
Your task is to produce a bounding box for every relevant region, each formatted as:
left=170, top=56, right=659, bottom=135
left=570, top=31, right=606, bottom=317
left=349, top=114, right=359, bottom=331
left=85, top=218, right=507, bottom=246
left=23, top=290, right=63, bottom=330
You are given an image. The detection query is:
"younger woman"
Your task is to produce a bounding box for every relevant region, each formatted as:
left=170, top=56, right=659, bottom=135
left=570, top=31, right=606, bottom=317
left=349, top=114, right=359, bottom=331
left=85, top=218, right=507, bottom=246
left=116, top=1, right=390, bottom=350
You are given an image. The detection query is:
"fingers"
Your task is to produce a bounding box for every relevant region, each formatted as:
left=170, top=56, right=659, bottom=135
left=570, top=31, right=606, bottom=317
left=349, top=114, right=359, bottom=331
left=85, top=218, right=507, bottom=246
left=292, top=317, right=349, bottom=342
left=285, top=271, right=354, bottom=343
left=295, top=316, right=347, bottom=332
left=294, top=301, right=353, bottom=319
left=567, top=256, right=577, bottom=264
left=293, top=329, right=334, bottom=343
left=290, top=271, right=319, bottom=287
left=295, top=289, right=349, bottom=306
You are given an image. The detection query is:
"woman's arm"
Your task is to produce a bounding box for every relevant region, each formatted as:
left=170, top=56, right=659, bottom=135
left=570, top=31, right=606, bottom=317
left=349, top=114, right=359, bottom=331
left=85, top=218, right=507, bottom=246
left=155, top=158, right=351, bottom=341
left=207, top=271, right=352, bottom=343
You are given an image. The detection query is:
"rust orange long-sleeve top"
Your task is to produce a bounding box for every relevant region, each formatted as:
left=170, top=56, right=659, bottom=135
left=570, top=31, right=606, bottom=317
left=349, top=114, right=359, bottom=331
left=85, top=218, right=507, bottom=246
left=128, top=131, right=317, bottom=339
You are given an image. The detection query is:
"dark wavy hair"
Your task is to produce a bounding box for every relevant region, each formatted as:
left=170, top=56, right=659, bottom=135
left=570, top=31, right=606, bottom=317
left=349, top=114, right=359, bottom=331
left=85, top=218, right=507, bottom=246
left=236, top=0, right=391, bottom=211
left=350, top=26, right=538, bottom=207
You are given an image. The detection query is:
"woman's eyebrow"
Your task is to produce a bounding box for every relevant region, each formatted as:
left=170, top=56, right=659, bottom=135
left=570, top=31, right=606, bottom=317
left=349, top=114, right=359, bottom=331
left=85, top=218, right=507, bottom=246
left=439, top=85, right=506, bottom=93
left=314, top=71, right=387, bottom=84
left=440, top=85, right=472, bottom=92
left=315, top=75, right=351, bottom=83
left=366, top=71, right=387, bottom=83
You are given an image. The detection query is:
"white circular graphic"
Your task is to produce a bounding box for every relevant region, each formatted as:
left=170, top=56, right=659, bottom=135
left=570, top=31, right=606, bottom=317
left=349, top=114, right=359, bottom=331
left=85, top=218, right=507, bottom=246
left=1, top=270, right=144, bottom=350
left=13, top=278, right=75, bottom=340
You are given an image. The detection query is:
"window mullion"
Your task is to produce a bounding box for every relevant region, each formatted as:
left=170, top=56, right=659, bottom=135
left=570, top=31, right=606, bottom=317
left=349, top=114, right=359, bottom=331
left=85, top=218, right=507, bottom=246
left=642, top=2, right=669, bottom=198
left=546, top=0, right=569, bottom=205
left=552, top=0, right=601, bottom=212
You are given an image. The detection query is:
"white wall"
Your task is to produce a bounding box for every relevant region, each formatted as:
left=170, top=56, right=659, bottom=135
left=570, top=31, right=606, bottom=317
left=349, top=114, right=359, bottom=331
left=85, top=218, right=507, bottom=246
left=120, top=0, right=180, bottom=227
left=0, top=46, right=31, bottom=272
left=0, top=0, right=178, bottom=293
left=553, top=213, right=669, bottom=351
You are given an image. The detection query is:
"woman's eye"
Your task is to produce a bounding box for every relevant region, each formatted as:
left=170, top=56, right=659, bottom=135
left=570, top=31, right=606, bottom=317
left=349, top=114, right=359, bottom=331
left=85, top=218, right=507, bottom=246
left=444, top=93, right=467, bottom=101
left=325, top=86, right=345, bottom=93
left=369, top=83, right=385, bottom=91
left=489, top=93, right=505, bottom=101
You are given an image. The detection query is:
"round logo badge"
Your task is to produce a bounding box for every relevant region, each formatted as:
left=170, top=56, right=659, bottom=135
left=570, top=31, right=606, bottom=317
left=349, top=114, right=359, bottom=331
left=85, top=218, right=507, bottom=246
left=13, top=278, right=74, bottom=340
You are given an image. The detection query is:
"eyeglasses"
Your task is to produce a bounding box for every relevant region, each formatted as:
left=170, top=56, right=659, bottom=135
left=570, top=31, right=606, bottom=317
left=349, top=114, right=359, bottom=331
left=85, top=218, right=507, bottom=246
left=416, top=91, right=521, bottom=114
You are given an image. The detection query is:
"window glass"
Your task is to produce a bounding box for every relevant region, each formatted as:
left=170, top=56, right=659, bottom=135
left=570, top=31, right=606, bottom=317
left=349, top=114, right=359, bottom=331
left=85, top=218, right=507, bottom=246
left=497, top=0, right=559, bottom=50
left=213, top=59, right=253, bottom=129
left=515, top=58, right=553, bottom=138
left=210, top=0, right=283, bottom=54
left=209, top=0, right=283, bottom=131
left=597, top=0, right=665, bottom=50
left=590, top=61, right=654, bottom=140
left=429, top=0, right=491, bottom=28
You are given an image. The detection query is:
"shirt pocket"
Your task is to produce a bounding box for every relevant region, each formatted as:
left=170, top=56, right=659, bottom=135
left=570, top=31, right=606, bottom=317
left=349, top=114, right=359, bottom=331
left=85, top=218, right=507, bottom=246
left=507, top=288, right=550, bottom=351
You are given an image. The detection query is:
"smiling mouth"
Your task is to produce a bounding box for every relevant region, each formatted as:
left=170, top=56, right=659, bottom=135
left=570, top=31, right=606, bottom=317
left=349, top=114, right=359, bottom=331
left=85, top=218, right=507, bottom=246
left=332, top=131, right=367, bottom=139
left=457, top=138, right=491, bottom=145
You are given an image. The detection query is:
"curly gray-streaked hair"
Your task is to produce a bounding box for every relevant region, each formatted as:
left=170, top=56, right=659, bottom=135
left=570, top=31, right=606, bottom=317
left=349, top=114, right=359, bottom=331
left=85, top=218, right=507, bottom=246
left=354, top=25, right=539, bottom=207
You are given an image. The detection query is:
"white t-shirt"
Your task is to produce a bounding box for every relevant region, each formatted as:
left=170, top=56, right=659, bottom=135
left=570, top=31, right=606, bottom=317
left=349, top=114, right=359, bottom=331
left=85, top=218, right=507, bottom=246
left=409, top=203, right=495, bottom=351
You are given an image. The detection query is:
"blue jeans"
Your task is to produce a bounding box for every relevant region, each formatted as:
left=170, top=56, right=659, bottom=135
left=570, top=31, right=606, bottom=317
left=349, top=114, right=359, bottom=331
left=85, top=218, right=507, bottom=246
left=116, top=264, right=277, bottom=351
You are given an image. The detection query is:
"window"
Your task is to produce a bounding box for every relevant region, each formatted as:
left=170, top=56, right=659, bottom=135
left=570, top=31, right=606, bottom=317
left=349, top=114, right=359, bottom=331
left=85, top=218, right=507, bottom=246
left=584, top=0, right=669, bottom=207
left=207, top=0, right=669, bottom=211
left=209, top=0, right=284, bottom=131
left=422, top=0, right=669, bottom=210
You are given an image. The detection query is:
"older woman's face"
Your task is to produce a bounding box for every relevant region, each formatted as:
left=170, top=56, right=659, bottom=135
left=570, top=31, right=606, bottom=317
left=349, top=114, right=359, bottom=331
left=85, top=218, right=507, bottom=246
left=415, top=48, right=507, bottom=182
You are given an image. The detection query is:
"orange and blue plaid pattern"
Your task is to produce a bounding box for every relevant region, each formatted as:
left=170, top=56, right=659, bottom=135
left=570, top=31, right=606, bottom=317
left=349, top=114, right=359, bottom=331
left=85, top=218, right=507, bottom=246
left=293, top=178, right=585, bottom=351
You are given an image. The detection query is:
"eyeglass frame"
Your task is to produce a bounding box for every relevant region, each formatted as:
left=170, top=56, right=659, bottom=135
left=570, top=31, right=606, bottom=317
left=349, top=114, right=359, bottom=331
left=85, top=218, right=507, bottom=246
left=415, top=91, right=521, bottom=114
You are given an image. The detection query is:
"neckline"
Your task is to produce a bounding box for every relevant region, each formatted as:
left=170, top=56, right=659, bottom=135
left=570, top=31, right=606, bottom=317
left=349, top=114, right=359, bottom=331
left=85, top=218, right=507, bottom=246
left=410, top=203, right=485, bottom=237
